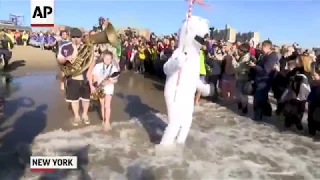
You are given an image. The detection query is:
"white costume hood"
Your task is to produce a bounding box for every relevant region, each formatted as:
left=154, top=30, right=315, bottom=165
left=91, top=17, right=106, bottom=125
left=164, top=15, right=214, bottom=97
left=163, top=15, right=209, bottom=101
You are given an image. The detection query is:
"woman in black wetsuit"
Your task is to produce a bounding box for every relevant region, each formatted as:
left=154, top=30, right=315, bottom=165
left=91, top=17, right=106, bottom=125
left=286, top=53, right=312, bottom=81
left=277, top=53, right=312, bottom=130
left=274, top=52, right=312, bottom=113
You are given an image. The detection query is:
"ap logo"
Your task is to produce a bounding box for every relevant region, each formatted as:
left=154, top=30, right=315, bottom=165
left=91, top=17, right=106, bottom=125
left=30, top=0, right=54, bottom=27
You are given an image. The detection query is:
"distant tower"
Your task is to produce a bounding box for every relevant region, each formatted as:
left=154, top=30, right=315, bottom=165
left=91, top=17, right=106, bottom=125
left=9, top=14, right=24, bottom=26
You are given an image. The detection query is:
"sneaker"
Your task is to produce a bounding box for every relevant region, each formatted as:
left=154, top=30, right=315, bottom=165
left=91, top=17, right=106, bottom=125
left=71, top=117, right=81, bottom=126
left=82, top=115, right=90, bottom=125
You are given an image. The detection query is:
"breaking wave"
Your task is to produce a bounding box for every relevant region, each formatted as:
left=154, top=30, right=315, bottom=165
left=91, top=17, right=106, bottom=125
left=5, top=102, right=320, bottom=179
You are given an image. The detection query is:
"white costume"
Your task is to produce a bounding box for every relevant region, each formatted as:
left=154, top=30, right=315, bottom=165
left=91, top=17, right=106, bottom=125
left=197, top=80, right=215, bottom=97
left=92, top=62, right=120, bottom=95
left=280, top=74, right=311, bottom=102
left=160, top=15, right=210, bottom=145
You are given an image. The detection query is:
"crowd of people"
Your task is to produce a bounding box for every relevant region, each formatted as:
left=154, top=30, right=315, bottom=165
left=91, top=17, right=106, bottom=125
left=116, top=28, right=320, bottom=136
left=0, top=16, right=320, bottom=136
left=0, top=29, right=30, bottom=69
left=28, top=31, right=57, bottom=51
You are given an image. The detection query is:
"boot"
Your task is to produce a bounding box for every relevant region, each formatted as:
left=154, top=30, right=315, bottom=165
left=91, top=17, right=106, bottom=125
left=296, top=123, right=303, bottom=131
left=242, top=106, right=248, bottom=115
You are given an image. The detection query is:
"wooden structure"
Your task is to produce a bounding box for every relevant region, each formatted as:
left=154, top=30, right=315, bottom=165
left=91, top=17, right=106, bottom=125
left=0, top=20, right=31, bottom=31
left=51, top=25, right=85, bottom=33
left=9, top=14, right=24, bottom=26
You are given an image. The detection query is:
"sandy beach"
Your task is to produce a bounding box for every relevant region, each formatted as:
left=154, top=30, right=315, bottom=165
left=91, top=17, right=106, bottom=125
left=0, top=46, right=319, bottom=180
left=7, top=46, right=58, bottom=76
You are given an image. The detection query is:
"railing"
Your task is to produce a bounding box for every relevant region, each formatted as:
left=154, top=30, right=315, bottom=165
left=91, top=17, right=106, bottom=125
left=0, top=20, right=14, bottom=26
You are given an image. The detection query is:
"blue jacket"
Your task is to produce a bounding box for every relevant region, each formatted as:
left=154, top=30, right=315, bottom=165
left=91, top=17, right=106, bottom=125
left=253, top=52, right=279, bottom=85
left=308, top=83, right=320, bottom=105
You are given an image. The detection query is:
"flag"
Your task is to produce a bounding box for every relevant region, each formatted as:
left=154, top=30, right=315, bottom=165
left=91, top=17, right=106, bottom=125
left=185, top=0, right=214, bottom=10
left=185, top=0, right=210, bottom=8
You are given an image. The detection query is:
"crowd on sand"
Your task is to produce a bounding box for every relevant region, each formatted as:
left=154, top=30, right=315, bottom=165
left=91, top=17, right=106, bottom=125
left=3, top=17, right=320, bottom=136
left=1, top=29, right=29, bottom=46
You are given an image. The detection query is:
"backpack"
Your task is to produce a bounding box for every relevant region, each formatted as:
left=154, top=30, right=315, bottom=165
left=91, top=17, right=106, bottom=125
left=0, top=35, right=9, bottom=49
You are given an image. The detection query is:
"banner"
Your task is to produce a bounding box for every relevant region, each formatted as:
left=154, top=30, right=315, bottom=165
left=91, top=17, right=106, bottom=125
left=30, top=156, right=77, bottom=172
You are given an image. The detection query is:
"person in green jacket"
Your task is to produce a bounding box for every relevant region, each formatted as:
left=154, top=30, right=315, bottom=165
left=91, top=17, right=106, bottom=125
left=195, top=47, right=207, bottom=105
left=233, top=43, right=254, bottom=114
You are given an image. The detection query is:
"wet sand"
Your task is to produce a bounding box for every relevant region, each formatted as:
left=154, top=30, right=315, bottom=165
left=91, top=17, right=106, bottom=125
left=1, top=46, right=167, bottom=132
left=0, top=46, right=319, bottom=180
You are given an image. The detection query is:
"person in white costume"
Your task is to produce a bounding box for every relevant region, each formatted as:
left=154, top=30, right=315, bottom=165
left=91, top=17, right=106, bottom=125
left=160, top=15, right=211, bottom=145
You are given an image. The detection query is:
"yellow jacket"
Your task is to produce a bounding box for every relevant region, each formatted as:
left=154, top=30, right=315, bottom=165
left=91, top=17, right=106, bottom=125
left=200, top=50, right=206, bottom=75
left=5, top=33, right=14, bottom=49
left=148, top=48, right=157, bottom=60
left=22, top=33, right=29, bottom=40
left=138, top=46, right=146, bottom=60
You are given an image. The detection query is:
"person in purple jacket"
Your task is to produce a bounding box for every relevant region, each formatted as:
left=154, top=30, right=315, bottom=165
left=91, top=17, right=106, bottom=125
left=29, top=33, right=37, bottom=46
left=46, top=33, right=56, bottom=50
left=38, top=32, right=45, bottom=50
left=44, top=33, right=49, bottom=49
left=35, top=33, right=40, bottom=47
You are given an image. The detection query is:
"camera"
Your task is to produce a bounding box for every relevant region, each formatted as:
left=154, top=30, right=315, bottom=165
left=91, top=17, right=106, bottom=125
left=209, top=27, right=215, bottom=39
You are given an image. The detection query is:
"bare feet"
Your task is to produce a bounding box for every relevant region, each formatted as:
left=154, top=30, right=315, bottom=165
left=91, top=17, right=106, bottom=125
left=82, top=115, right=90, bottom=125
left=102, top=123, right=112, bottom=132
left=71, top=117, right=81, bottom=127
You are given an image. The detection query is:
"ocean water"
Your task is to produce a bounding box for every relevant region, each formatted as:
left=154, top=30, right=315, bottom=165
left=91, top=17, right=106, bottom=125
left=3, top=102, right=320, bottom=180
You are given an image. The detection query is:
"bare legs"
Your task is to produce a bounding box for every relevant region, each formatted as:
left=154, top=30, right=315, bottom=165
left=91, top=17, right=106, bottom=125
left=81, top=100, right=90, bottom=122
left=71, top=101, right=80, bottom=119
left=221, top=80, right=235, bottom=101
left=59, top=71, right=65, bottom=91
left=194, top=90, right=201, bottom=105
left=100, top=95, right=112, bottom=131
left=70, top=100, right=90, bottom=126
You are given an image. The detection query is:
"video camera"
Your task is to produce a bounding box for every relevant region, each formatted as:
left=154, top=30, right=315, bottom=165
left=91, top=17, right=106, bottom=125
left=209, top=27, right=215, bottom=39
left=124, top=27, right=137, bottom=39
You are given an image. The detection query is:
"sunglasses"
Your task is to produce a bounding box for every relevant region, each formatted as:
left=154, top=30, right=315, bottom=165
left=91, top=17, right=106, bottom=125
left=71, top=36, right=81, bottom=38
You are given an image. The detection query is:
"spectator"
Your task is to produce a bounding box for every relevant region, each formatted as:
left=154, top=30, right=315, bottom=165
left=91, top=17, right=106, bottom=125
left=249, top=40, right=256, bottom=57
left=206, top=46, right=222, bottom=102
left=195, top=45, right=208, bottom=105
left=249, top=40, right=278, bottom=120
left=220, top=42, right=236, bottom=101
left=233, top=43, right=252, bottom=114
left=136, top=41, right=146, bottom=73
